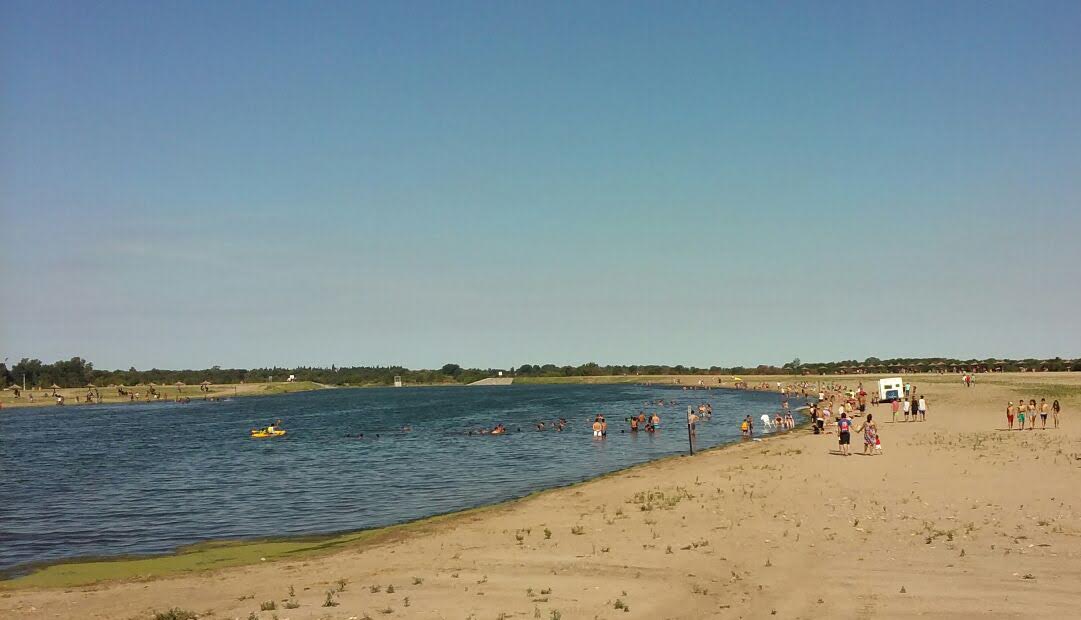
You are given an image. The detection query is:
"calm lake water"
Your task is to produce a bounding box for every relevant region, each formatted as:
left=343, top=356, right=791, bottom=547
left=0, top=384, right=796, bottom=572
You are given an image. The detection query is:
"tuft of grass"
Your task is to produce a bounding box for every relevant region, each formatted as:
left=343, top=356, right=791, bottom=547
left=544, top=528, right=552, bottom=539
left=283, top=599, right=300, bottom=609
left=412, top=576, right=424, bottom=585
left=614, top=598, right=629, bottom=611
left=370, top=584, right=382, bottom=593
left=260, top=600, right=276, bottom=611
left=322, top=590, right=339, bottom=607
left=386, top=584, right=395, bottom=593
left=571, top=525, right=585, bottom=535
left=335, top=577, right=348, bottom=592
left=153, top=609, right=198, bottom=620
left=550, top=611, right=562, bottom=620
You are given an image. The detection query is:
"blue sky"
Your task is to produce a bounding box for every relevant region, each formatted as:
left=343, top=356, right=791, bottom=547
left=2, top=1, right=1079, bottom=370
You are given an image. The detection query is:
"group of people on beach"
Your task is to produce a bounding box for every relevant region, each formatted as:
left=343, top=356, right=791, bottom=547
left=1005, top=399, right=1061, bottom=430
left=807, top=382, right=883, bottom=456
left=886, top=391, right=929, bottom=423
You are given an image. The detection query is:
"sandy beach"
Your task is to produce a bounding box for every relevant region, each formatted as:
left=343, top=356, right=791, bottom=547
left=3, top=372, right=1080, bottom=619
left=0, top=381, right=328, bottom=411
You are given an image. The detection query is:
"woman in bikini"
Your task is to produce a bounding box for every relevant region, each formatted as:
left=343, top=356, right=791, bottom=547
left=1052, top=400, right=1061, bottom=429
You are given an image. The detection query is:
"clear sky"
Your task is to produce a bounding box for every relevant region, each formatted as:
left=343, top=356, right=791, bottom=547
left=2, top=1, right=1080, bottom=371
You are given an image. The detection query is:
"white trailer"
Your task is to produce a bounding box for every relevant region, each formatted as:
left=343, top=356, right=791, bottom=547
left=878, top=377, right=903, bottom=402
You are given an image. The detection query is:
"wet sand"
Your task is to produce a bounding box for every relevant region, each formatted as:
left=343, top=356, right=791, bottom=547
left=3, top=373, right=1080, bottom=619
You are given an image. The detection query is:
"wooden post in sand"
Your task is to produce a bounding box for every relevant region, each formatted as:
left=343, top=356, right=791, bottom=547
left=686, top=405, right=694, bottom=456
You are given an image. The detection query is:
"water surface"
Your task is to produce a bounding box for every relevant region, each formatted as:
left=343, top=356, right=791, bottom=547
left=0, top=384, right=794, bottom=572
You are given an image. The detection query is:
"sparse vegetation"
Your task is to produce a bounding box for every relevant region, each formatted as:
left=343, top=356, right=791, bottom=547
left=322, top=590, right=339, bottom=607
left=153, top=610, right=198, bottom=620
left=260, top=600, right=276, bottom=611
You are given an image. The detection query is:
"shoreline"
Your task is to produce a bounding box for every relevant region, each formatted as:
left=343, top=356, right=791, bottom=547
left=4, top=372, right=1080, bottom=618
left=1, top=399, right=811, bottom=589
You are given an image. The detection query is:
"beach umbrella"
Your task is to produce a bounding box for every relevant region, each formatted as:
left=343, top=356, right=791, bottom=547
left=200, top=380, right=211, bottom=386
left=50, top=383, right=61, bottom=395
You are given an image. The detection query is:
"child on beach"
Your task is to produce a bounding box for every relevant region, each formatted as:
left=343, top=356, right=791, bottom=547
left=1017, top=405, right=1025, bottom=431
left=891, top=398, right=900, bottom=422
left=902, top=398, right=911, bottom=421
left=1052, top=400, right=1061, bottom=429
left=1006, top=402, right=1016, bottom=430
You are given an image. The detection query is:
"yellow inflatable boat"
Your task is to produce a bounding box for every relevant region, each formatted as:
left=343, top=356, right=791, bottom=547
left=250, top=428, right=287, bottom=438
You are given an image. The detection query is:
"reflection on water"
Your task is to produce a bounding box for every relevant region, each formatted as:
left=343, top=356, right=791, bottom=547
left=0, top=383, right=794, bottom=571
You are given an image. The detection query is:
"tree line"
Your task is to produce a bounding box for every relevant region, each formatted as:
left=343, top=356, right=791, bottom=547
left=0, top=355, right=1076, bottom=390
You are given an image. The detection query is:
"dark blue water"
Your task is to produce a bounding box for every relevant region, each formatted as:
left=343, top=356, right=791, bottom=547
left=0, top=384, right=794, bottom=572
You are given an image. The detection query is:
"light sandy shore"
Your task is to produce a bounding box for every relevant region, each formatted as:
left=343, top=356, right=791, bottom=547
left=0, top=381, right=328, bottom=411
left=3, top=373, right=1080, bottom=619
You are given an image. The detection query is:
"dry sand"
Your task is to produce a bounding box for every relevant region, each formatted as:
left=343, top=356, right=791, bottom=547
left=0, top=381, right=326, bottom=410
left=3, top=373, right=1080, bottom=619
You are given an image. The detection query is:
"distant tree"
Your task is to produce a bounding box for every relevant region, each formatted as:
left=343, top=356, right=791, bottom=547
left=440, top=363, right=462, bottom=377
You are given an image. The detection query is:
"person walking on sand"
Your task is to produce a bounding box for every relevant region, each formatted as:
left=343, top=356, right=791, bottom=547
left=902, top=398, right=911, bottom=422
left=1028, top=399, right=1038, bottom=430
left=1017, top=404, right=1026, bottom=431
left=861, top=414, right=878, bottom=456
left=1039, top=398, right=1049, bottom=429
left=891, top=398, right=900, bottom=423
left=1006, top=401, right=1016, bottom=430
left=1052, top=400, right=1061, bottom=428
left=918, top=395, right=927, bottom=422
left=837, top=412, right=852, bottom=456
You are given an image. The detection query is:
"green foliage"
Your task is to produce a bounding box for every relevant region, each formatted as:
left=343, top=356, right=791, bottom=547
left=6, top=354, right=1079, bottom=391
